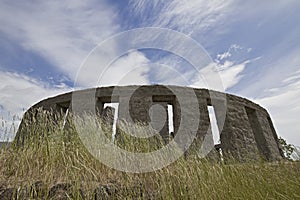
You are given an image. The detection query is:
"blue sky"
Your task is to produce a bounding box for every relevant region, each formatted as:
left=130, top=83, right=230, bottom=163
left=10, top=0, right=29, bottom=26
left=0, top=0, right=300, bottom=146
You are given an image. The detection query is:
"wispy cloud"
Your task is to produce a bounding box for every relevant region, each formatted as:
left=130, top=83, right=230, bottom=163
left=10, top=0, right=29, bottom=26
left=0, top=71, right=68, bottom=113
left=240, top=47, right=300, bottom=99
left=0, top=0, right=120, bottom=80
left=126, top=1, right=259, bottom=91
left=216, top=44, right=244, bottom=60
left=217, top=61, right=246, bottom=90
left=255, top=77, right=300, bottom=145
left=0, top=70, right=70, bottom=140
left=97, top=51, right=150, bottom=86
left=129, top=0, right=235, bottom=34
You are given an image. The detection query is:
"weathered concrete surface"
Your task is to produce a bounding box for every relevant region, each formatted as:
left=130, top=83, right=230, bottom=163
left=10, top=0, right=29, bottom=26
left=15, top=85, right=284, bottom=162
left=101, top=106, right=115, bottom=125
left=220, top=99, right=260, bottom=161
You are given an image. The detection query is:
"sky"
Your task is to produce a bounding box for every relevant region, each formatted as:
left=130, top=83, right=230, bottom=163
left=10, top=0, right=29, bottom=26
left=0, top=0, right=299, bottom=146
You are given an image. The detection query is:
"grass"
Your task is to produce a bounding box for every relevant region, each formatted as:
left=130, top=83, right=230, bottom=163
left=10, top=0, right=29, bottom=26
left=0, top=110, right=300, bottom=199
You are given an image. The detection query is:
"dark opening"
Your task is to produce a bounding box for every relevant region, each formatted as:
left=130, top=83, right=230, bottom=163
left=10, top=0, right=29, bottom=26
left=56, top=101, right=70, bottom=113
left=245, top=107, right=270, bottom=160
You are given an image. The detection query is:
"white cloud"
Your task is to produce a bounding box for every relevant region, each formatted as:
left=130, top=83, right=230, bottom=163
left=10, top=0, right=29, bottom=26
left=216, top=44, right=244, bottom=60
left=139, top=45, right=251, bottom=91
left=217, top=52, right=232, bottom=61
left=0, top=71, right=70, bottom=140
left=129, top=0, right=235, bottom=34
left=0, top=71, right=70, bottom=113
left=217, top=61, right=246, bottom=90
left=146, top=54, right=198, bottom=86
left=190, top=55, right=256, bottom=91
left=97, top=51, right=150, bottom=86
left=0, top=0, right=120, bottom=80
left=282, top=69, right=300, bottom=84
left=255, top=78, right=300, bottom=146
left=241, top=48, right=300, bottom=99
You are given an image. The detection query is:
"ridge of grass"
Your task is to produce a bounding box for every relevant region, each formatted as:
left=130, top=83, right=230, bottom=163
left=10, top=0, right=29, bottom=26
left=0, top=110, right=299, bottom=199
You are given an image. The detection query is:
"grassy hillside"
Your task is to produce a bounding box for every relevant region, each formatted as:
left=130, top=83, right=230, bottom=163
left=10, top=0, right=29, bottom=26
left=0, top=111, right=300, bottom=199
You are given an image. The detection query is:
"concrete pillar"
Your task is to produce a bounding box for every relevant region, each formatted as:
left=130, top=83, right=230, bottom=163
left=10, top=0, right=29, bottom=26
left=255, top=110, right=283, bottom=161
left=173, top=98, right=181, bottom=137
left=129, top=96, right=152, bottom=124
left=150, top=102, right=169, bottom=143
left=172, top=94, right=201, bottom=157
left=95, top=99, right=104, bottom=116
left=101, top=106, right=115, bottom=125
left=118, top=96, right=130, bottom=122
left=219, top=99, right=260, bottom=162
left=72, top=89, right=98, bottom=115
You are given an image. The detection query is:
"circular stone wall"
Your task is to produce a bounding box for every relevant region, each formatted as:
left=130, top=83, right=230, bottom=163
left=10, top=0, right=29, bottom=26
left=16, top=85, right=284, bottom=162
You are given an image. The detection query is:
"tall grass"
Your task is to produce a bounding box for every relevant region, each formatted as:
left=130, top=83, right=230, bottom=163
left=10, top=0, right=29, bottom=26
left=0, top=110, right=299, bottom=199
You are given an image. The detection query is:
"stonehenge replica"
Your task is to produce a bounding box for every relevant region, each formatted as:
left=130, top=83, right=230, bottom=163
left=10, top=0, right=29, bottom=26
left=16, top=85, right=284, bottom=162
